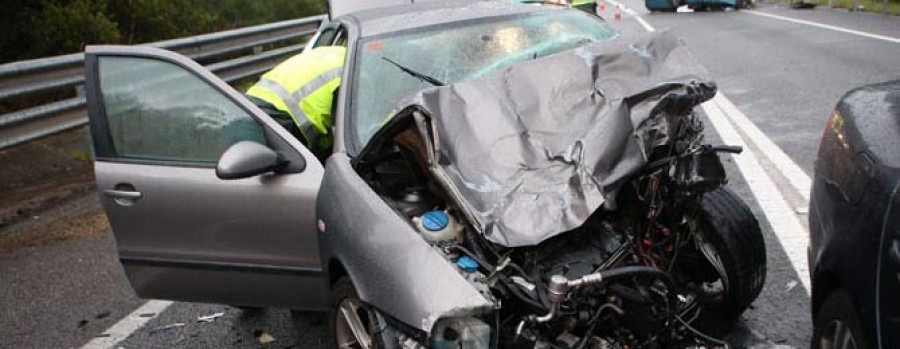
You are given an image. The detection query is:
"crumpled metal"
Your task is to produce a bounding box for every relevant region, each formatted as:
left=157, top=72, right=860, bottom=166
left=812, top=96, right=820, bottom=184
left=401, top=31, right=717, bottom=247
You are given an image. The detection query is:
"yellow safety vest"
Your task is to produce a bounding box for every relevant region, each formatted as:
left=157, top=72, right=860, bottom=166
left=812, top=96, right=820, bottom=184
left=246, top=46, right=346, bottom=151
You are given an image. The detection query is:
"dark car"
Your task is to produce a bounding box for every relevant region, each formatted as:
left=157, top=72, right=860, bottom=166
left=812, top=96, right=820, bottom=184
left=809, top=80, right=900, bottom=349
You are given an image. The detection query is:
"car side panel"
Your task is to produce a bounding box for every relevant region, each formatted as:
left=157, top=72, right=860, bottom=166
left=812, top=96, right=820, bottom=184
left=810, top=86, right=900, bottom=344
left=878, top=191, right=900, bottom=349
left=810, top=113, right=877, bottom=344
left=317, top=153, right=494, bottom=332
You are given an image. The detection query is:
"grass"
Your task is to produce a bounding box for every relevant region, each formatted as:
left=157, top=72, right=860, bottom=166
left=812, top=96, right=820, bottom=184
left=69, top=149, right=93, bottom=164
left=0, top=209, right=109, bottom=253
left=803, top=0, right=900, bottom=15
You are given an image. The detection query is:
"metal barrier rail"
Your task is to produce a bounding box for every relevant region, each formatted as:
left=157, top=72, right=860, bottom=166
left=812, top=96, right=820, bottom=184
left=0, top=15, right=325, bottom=150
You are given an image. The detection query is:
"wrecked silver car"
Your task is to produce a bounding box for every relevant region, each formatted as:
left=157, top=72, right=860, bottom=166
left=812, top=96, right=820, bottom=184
left=84, top=1, right=765, bottom=348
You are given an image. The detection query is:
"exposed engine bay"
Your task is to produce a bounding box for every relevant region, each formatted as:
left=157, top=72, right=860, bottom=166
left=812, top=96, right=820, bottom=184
left=351, top=32, right=765, bottom=348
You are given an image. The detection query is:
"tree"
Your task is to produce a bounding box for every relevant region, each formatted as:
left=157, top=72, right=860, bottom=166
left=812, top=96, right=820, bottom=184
left=28, top=0, right=120, bottom=58
left=0, top=0, right=326, bottom=64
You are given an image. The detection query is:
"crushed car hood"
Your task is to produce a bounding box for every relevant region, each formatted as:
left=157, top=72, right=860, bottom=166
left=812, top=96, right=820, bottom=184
left=401, top=31, right=716, bottom=247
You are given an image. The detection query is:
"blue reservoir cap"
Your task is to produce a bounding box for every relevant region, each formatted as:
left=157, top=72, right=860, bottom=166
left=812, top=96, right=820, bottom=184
left=422, top=211, right=449, bottom=232
left=457, top=256, right=478, bottom=273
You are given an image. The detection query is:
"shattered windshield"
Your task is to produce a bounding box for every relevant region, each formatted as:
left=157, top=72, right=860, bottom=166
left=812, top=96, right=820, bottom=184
left=351, top=11, right=617, bottom=147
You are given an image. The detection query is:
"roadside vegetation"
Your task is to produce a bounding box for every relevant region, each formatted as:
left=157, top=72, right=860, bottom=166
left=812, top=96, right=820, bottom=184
left=801, top=0, right=900, bottom=15
left=0, top=0, right=326, bottom=64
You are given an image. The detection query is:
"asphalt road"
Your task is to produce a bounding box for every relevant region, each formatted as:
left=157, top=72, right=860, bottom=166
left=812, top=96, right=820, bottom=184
left=1, top=2, right=898, bottom=348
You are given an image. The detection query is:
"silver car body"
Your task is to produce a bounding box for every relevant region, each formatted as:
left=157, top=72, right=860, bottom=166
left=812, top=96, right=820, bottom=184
left=85, top=1, right=547, bottom=329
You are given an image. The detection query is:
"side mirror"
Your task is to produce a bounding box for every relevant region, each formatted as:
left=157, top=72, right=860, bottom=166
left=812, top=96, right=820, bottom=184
left=216, top=141, right=284, bottom=180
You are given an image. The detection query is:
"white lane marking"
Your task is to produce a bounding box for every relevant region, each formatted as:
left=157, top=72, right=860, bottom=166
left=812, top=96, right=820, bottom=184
left=633, top=14, right=657, bottom=32
left=744, top=9, right=900, bottom=44
left=80, top=300, right=174, bottom=349
left=611, top=0, right=657, bottom=32
left=611, top=1, right=812, bottom=291
left=713, top=94, right=812, bottom=201
left=703, top=102, right=811, bottom=294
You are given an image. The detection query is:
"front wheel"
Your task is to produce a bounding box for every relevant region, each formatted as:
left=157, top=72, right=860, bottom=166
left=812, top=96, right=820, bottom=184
left=811, top=290, right=868, bottom=349
left=330, top=277, right=399, bottom=349
left=689, top=188, right=767, bottom=334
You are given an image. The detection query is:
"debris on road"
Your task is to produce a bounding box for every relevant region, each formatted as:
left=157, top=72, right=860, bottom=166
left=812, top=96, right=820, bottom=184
left=257, top=332, right=276, bottom=344
left=139, top=313, right=156, bottom=318
left=197, top=312, right=225, bottom=323
left=785, top=280, right=799, bottom=292
left=149, top=322, right=185, bottom=334
left=95, top=311, right=110, bottom=319
left=795, top=206, right=808, bottom=215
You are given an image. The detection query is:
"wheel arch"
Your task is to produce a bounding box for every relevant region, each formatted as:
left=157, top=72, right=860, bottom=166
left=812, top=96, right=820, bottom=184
left=328, top=258, right=349, bottom=288
left=811, top=269, right=840, bottom=320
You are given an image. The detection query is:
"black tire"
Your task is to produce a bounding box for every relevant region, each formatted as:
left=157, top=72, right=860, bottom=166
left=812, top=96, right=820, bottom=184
left=330, top=277, right=398, bottom=349
left=811, top=290, right=869, bottom=349
left=692, top=188, right=767, bottom=334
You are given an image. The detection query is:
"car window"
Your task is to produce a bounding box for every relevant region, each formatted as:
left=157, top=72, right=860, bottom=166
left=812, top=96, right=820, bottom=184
left=98, top=56, right=265, bottom=163
left=351, top=11, right=616, bottom=147
left=314, top=28, right=338, bottom=48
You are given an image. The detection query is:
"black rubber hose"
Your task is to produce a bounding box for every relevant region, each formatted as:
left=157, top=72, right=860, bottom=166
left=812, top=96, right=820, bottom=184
left=505, top=262, right=533, bottom=282
left=533, top=268, right=552, bottom=309
left=500, top=276, right=548, bottom=313
left=463, top=228, right=495, bottom=268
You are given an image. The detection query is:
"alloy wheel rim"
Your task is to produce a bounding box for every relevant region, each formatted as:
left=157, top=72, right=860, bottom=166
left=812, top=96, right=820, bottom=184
left=335, top=298, right=373, bottom=349
left=820, top=319, right=857, bottom=349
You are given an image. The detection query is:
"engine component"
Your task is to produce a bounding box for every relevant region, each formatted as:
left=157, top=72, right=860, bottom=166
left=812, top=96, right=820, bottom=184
left=457, top=256, right=479, bottom=273
left=413, top=210, right=462, bottom=243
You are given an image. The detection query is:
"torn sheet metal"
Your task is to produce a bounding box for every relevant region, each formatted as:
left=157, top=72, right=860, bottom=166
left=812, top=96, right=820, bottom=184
left=403, top=31, right=716, bottom=247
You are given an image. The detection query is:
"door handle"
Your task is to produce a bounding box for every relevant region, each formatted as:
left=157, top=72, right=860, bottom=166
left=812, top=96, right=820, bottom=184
left=103, top=189, right=143, bottom=199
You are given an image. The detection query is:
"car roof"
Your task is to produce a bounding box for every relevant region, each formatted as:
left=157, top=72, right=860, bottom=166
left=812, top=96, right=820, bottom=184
left=337, top=0, right=559, bottom=38
left=327, top=0, right=412, bottom=19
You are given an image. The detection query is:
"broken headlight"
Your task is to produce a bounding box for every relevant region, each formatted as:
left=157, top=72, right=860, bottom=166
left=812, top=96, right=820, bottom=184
left=430, top=317, right=492, bottom=349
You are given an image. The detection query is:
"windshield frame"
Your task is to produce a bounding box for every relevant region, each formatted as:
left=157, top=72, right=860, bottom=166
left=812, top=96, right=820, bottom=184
left=344, top=9, right=617, bottom=156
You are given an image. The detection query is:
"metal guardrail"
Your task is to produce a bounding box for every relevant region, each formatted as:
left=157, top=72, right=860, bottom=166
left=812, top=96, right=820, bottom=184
left=0, top=15, right=325, bottom=150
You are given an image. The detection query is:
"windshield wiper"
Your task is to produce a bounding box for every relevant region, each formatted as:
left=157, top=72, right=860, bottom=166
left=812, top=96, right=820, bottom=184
left=381, top=57, right=445, bottom=87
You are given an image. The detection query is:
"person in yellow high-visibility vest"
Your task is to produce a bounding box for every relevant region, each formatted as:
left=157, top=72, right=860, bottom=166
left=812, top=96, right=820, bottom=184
left=246, top=46, right=346, bottom=158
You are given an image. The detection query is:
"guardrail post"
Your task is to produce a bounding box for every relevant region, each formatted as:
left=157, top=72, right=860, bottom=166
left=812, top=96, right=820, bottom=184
left=253, top=46, right=263, bottom=55
left=883, top=0, right=888, bottom=14
left=75, top=85, right=85, bottom=98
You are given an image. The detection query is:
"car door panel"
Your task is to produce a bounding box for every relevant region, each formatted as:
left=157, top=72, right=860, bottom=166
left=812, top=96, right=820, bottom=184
left=97, top=162, right=321, bottom=268
left=85, top=45, right=327, bottom=310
